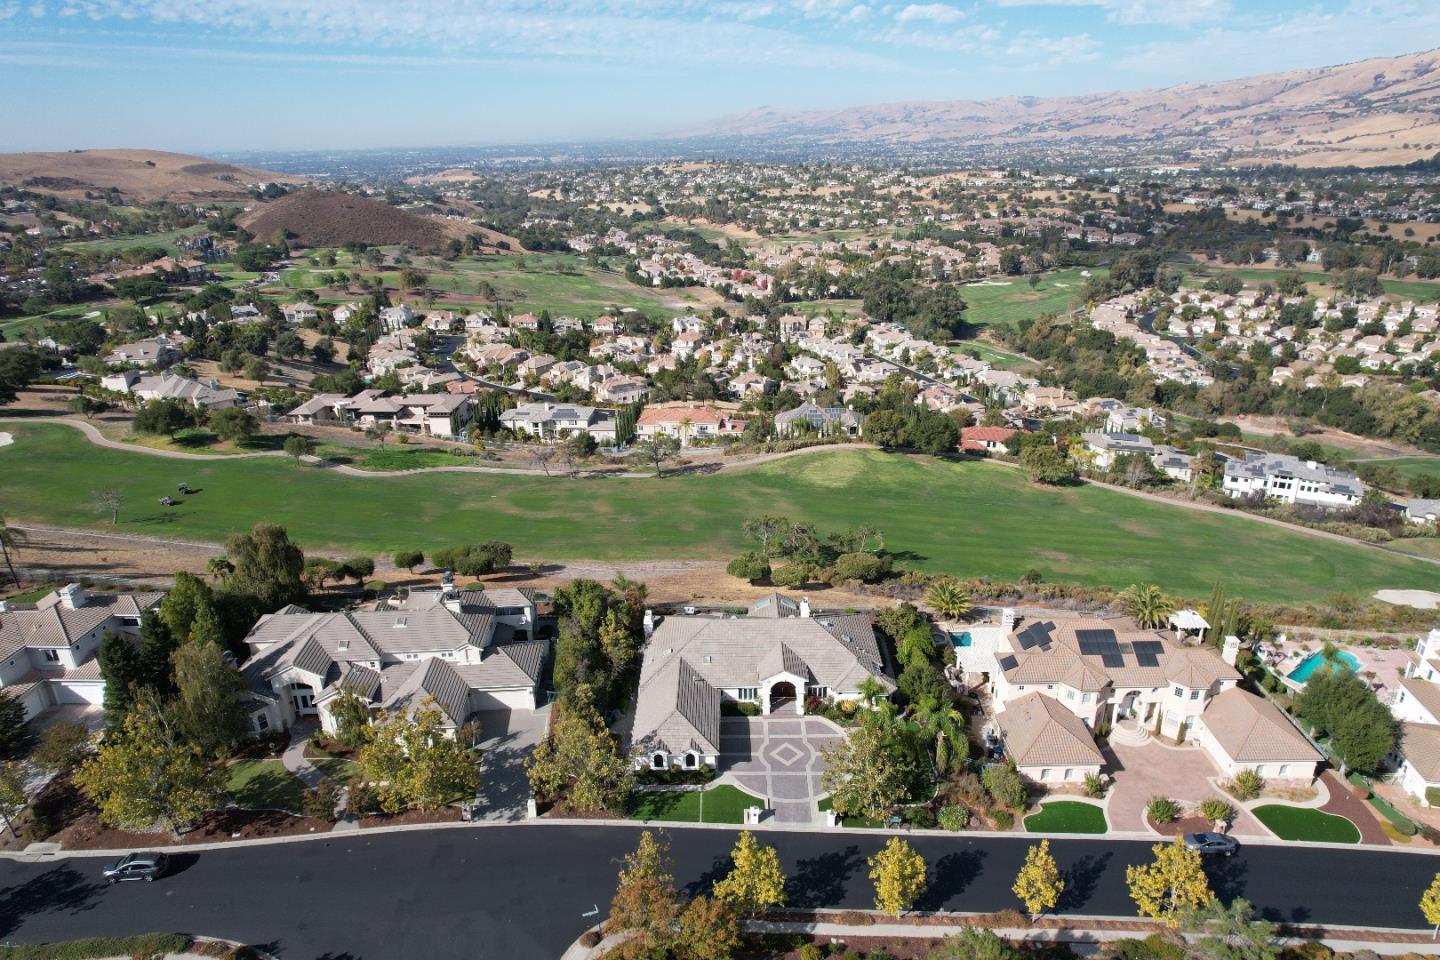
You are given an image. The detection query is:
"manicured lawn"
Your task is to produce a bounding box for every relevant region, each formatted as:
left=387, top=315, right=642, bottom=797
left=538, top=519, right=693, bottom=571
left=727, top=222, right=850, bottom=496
left=1251, top=804, right=1360, bottom=843
left=817, top=796, right=886, bottom=828
left=958, top=267, right=1106, bottom=329
left=1024, top=800, right=1108, bottom=834
left=311, top=757, right=359, bottom=784
left=1363, top=457, right=1440, bottom=483
left=225, top=759, right=306, bottom=813
left=626, top=785, right=758, bottom=824
left=1, top=423, right=1436, bottom=603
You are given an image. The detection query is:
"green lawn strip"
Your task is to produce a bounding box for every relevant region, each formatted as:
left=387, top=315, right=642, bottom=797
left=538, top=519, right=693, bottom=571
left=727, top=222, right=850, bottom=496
left=1, top=423, right=1435, bottom=603
left=0, top=933, right=195, bottom=960
left=225, top=758, right=307, bottom=814
left=1362, top=457, right=1440, bottom=483
left=1367, top=793, right=1418, bottom=833
left=1023, top=800, right=1108, bottom=834
left=2, top=583, right=60, bottom=603
left=1251, top=804, right=1360, bottom=843
left=311, top=757, right=359, bottom=784
left=626, top=784, right=758, bottom=824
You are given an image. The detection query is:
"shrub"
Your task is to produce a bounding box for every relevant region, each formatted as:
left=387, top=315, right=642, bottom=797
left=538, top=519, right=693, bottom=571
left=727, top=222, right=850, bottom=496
left=1146, top=796, right=1178, bottom=824
left=972, top=908, right=1029, bottom=930
left=938, top=804, right=970, bottom=832
left=392, top=549, right=425, bottom=572
left=302, top=784, right=338, bottom=821
left=1083, top=772, right=1105, bottom=798
left=836, top=911, right=874, bottom=926
left=725, top=552, right=772, bottom=584
left=1426, top=786, right=1440, bottom=807
left=906, top=806, right=936, bottom=829
left=832, top=552, right=891, bottom=584
left=1106, top=935, right=1187, bottom=960
left=770, top=564, right=810, bottom=588
left=798, top=946, right=823, bottom=960
left=578, top=930, right=602, bottom=948
left=1198, top=798, right=1235, bottom=825
left=991, top=809, right=1014, bottom=830
left=953, top=772, right=987, bottom=807
left=0, top=934, right=193, bottom=959
left=431, top=541, right=513, bottom=576
left=1379, top=821, right=1412, bottom=843
left=982, top=764, right=1028, bottom=810
left=30, top=720, right=91, bottom=774
left=1228, top=769, right=1266, bottom=801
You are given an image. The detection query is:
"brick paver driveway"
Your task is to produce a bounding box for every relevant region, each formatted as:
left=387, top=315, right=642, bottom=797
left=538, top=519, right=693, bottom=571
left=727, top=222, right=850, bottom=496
left=1105, top=738, right=1263, bottom=837
left=719, top=715, right=845, bottom=824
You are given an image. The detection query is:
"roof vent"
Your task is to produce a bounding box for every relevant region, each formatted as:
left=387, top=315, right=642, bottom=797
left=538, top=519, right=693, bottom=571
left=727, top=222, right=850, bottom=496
left=338, top=640, right=350, bottom=651
left=395, top=617, right=408, bottom=628
left=702, top=655, right=712, bottom=664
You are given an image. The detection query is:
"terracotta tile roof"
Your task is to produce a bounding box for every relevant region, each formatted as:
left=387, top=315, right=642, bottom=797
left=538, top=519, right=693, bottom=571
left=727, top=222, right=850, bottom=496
left=995, top=692, right=1104, bottom=767
left=1199, top=687, right=1322, bottom=763
left=1399, top=677, right=1440, bottom=723
left=1399, top=722, right=1440, bottom=782
left=1000, top=617, right=1237, bottom=691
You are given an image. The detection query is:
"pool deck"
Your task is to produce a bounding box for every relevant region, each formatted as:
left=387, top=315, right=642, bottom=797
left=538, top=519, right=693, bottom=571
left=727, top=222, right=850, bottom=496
left=1265, top=636, right=1415, bottom=699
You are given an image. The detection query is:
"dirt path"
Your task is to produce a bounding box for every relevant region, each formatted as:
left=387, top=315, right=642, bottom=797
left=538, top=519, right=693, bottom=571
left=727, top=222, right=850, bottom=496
left=1220, top=414, right=1437, bottom=461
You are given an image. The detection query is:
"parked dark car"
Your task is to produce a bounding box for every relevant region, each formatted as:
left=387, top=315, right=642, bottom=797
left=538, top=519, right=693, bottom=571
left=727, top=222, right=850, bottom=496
left=102, top=852, right=169, bottom=883
left=1184, top=833, right=1239, bottom=857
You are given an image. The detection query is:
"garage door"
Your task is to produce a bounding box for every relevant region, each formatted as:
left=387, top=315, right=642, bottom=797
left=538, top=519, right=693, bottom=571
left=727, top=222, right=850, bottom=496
left=472, top=688, right=535, bottom=711
left=55, top=680, right=105, bottom=705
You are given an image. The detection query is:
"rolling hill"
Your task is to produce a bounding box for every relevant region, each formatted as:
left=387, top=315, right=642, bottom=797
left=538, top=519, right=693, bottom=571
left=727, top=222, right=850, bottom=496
left=0, top=148, right=303, bottom=201
left=686, top=48, right=1440, bottom=168
left=237, top=189, right=476, bottom=251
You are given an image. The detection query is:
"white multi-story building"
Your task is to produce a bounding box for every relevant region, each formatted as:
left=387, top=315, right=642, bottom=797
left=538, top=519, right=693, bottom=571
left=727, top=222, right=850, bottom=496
left=1222, top=453, right=1365, bottom=510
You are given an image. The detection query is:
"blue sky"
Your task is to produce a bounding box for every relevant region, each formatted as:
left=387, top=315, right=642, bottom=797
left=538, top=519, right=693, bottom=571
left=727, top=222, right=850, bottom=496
left=1, top=1, right=1437, bottom=153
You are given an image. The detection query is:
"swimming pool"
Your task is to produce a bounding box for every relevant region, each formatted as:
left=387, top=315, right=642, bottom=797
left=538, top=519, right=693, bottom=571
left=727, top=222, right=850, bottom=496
left=1286, top=649, right=1361, bottom=683
left=950, top=631, right=973, bottom=648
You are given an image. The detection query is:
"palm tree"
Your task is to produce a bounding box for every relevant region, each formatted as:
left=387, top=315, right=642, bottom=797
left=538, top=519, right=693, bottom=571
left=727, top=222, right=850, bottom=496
left=925, top=580, right=972, bottom=621
left=1121, top=583, right=1175, bottom=630
left=610, top=571, right=648, bottom=611
left=0, top=515, right=25, bottom=587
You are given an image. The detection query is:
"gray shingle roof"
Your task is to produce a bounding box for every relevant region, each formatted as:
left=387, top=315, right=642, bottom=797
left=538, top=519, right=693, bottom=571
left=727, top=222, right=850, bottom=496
left=633, top=658, right=723, bottom=757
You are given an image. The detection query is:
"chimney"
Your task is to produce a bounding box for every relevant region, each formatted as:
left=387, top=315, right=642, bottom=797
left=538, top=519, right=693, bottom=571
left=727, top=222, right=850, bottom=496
left=1001, top=607, right=1017, bottom=633
left=58, top=583, right=86, bottom=610
left=643, top=609, right=655, bottom=639
left=443, top=596, right=462, bottom=615
left=1222, top=635, right=1242, bottom=667
left=0, top=600, right=9, bottom=613
left=799, top=597, right=811, bottom=619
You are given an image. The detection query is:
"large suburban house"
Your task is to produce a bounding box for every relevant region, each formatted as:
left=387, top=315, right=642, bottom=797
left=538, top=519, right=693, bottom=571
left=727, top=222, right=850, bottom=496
left=1389, top=630, right=1440, bottom=805
left=289, top=390, right=474, bottom=439
left=0, top=584, right=163, bottom=719
left=101, top=370, right=241, bottom=411
left=635, top=403, right=747, bottom=446
left=499, top=402, right=618, bottom=443
left=1222, top=453, right=1365, bottom=509
left=630, top=593, right=895, bottom=770
left=957, top=612, right=1320, bottom=784
left=241, top=587, right=546, bottom=738
left=104, top=336, right=183, bottom=369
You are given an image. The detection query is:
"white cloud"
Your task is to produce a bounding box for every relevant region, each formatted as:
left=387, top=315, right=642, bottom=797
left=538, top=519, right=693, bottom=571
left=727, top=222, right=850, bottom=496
left=993, top=0, right=1230, bottom=26
left=1004, top=31, right=1101, bottom=64
left=895, top=3, right=965, bottom=23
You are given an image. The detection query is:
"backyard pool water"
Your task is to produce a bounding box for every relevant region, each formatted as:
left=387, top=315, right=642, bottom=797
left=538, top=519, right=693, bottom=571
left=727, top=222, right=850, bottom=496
left=950, top=631, right=973, bottom=647
left=1287, top=649, right=1361, bottom=683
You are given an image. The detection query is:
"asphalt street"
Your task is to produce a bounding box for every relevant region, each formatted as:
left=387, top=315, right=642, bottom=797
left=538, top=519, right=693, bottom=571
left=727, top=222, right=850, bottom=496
left=1, top=825, right=1435, bottom=959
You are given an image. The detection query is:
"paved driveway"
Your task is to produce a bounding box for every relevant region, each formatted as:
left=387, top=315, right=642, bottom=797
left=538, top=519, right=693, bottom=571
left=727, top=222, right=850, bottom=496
left=474, top=706, right=550, bottom=822
left=718, top=715, right=845, bottom=824
left=1105, top=737, right=1262, bottom=837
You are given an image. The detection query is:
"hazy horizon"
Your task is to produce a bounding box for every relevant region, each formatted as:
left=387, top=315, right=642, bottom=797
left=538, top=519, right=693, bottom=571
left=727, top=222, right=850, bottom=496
left=2, top=1, right=1438, bottom=154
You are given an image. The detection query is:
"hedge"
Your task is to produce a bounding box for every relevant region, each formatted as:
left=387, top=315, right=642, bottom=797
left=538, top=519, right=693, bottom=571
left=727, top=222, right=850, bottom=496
left=0, top=934, right=192, bottom=959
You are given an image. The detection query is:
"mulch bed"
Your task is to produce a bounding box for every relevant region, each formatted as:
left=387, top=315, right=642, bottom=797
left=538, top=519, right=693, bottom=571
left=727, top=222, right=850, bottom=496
left=1144, top=814, right=1209, bottom=837
left=9, top=775, right=333, bottom=851
left=1316, top=770, right=1390, bottom=845
left=358, top=807, right=462, bottom=828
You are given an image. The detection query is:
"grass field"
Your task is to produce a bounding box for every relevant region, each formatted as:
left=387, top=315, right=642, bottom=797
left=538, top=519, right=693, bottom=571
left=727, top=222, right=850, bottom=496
left=1181, top=264, right=1440, bottom=303
left=62, top=225, right=208, bottom=256
left=1251, top=804, right=1360, bottom=843
left=1023, top=801, right=1108, bottom=834
left=959, top=267, right=1104, bottom=329
left=626, top=785, right=757, bottom=823
left=225, top=759, right=306, bottom=813
left=952, top=340, right=1036, bottom=371
left=1363, top=457, right=1440, bottom=483
left=2, top=423, right=1436, bottom=603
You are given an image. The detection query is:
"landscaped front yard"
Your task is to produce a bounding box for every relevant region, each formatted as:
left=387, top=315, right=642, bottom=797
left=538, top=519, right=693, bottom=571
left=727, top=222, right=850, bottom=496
left=626, top=785, right=758, bottom=824
left=1251, top=804, right=1360, bottom=843
left=1024, top=800, right=1107, bottom=834
left=226, top=759, right=306, bottom=814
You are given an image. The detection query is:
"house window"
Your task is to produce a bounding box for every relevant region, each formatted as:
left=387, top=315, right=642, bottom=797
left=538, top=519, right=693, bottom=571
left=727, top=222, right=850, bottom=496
left=651, top=752, right=667, bottom=770
left=1278, top=765, right=1289, bottom=777
left=1065, top=690, right=1075, bottom=700
left=806, top=685, right=828, bottom=699
left=1040, top=768, right=1051, bottom=781
left=254, top=713, right=269, bottom=732
left=737, top=687, right=758, bottom=702
left=1190, top=690, right=1201, bottom=700
left=1064, top=769, right=1074, bottom=781
left=684, top=752, right=699, bottom=770
left=1173, top=686, right=1185, bottom=698
left=43, top=649, right=60, bottom=662
left=1082, top=692, right=1094, bottom=704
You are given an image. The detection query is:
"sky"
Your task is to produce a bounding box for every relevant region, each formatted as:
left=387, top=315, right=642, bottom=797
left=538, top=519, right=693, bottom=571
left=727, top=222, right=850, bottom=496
left=1, top=0, right=1437, bottom=153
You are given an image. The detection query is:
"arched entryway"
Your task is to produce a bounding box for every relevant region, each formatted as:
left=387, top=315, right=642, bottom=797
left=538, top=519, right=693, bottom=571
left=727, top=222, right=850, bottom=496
left=768, top=681, right=797, bottom=714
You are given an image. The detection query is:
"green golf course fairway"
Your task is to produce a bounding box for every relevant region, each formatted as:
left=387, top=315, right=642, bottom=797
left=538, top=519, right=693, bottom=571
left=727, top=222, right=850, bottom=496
left=1, top=422, right=1434, bottom=604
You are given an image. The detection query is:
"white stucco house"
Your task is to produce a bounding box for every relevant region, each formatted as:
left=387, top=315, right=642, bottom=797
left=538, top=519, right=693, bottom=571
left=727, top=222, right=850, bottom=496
left=0, top=584, right=163, bottom=719
left=629, top=593, right=894, bottom=771
left=1222, top=453, right=1365, bottom=509
left=241, top=587, right=546, bottom=739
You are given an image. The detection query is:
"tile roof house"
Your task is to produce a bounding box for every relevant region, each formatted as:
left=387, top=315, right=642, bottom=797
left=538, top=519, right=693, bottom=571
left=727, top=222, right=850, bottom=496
left=1396, top=722, right=1440, bottom=806
left=994, top=692, right=1105, bottom=783
left=104, top=336, right=182, bottom=369
left=0, top=583, right=163, bottom=720
left=635, top=403, right=747, bottom=446
left=630, top=594, right=894, bottom=770
left=1190, top=687, right=1322, bottom=780
left=960, top=426, right=1017, bottom=453
left=242, top=588, right=545, bottom=738
left=499, top=402, right=618, bottom=443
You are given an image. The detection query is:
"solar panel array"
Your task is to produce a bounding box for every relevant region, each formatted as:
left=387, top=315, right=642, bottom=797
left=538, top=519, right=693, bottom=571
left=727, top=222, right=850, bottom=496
left=1132, top=640, right=1165, bottom=668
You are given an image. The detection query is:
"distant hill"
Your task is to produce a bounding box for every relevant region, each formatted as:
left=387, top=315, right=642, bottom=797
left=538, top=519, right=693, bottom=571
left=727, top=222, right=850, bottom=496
left=0, top=149, right=303, bottom=201
left=685, top=48, right=1440, bottom=168
left=238, top=190, right=467, bottom=251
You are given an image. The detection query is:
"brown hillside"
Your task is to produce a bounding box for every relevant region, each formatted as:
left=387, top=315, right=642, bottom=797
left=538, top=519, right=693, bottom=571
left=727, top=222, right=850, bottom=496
left=0, top=149, right=303, bottom=201
left=688, top=47, right=1440, bottom=168
left=238, top=190, right=462, bottom=251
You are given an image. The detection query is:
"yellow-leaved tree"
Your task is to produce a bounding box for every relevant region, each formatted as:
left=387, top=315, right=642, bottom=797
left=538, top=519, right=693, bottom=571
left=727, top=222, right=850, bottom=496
left=1013, top=839, right=1064, bottom=918
left=868, top=836, right=927, bottom=917
left=1421, top=871, right=1440, bottom=939
left=1126, top=835, right=1215, bottom=927
left=713, top=830, right=787, bottom=915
